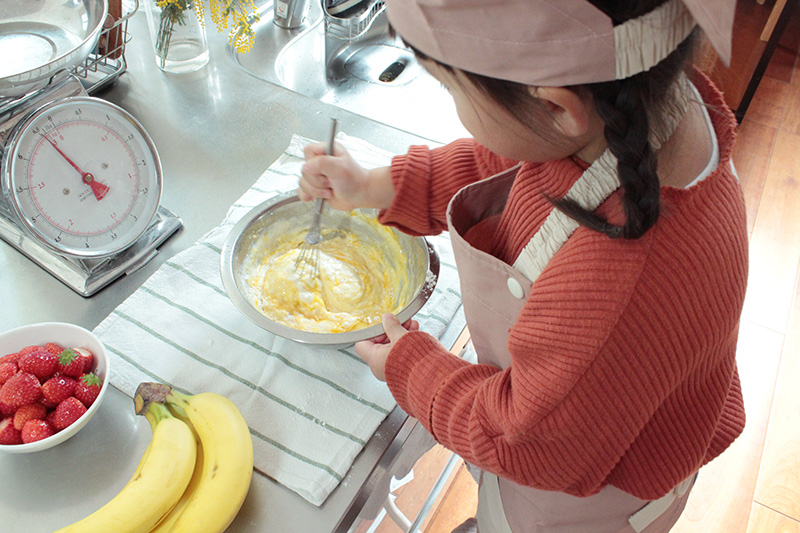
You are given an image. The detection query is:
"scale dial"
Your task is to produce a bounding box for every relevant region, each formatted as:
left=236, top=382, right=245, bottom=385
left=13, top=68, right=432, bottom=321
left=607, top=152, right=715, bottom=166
left=4, top=96, right=162, bottom=258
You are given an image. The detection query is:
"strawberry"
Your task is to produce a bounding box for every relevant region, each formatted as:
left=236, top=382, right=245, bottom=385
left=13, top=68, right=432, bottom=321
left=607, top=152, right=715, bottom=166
left=52, top=397, right=87, bottom=430
left=0, top=362, right=16, bottom=386
left=55, top=349, right=85, bottom=378
left=0, top=400, right=15, bottom=417
left=0, top=417, right=22, bottom=445
left=40, top=396, right=59, bottom=409
left=72, top=348, right=94, bottom=374
left=17, top=345, right=42, bottom=358
left=45, top=409, right=58, bottom=430
left=43, top=343, right=64, bottom=357
left=13, top=403, right=47, bottom=431
left=74, top=373, right=102, bottom=408
left=41, top=376, right=77, bottom=406
left=21, top=419, right=54, bottom=443
left=18, top=348, right=58, bottom=380
left=0, top=352, right=21, bottom=365
left=0, top=372, right=41, bottom=408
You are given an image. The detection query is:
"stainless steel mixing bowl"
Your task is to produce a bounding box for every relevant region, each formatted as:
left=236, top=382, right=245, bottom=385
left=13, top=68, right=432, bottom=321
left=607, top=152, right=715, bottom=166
left=0, top=0, right=108, bottom=97
left=220, top=193, right=439, bottom=345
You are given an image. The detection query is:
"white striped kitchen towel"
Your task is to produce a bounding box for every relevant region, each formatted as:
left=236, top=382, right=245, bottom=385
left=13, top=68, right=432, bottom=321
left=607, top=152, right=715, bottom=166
left=93, top=133, right=463, bottom=506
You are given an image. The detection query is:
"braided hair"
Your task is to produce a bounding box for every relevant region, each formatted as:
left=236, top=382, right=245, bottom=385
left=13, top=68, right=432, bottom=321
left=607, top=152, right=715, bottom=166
left=559, top=28, right=696, bottom=239
left=560, top=0, right=697, bottom=239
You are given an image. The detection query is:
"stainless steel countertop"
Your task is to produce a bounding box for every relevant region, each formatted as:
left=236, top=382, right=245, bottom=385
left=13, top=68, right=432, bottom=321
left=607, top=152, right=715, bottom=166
left=1, top=6, right=465, bottom=531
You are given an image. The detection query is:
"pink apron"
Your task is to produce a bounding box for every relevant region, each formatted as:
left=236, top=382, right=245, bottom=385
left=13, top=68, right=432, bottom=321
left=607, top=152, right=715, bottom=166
left=446, top=165, right=696, bottom=533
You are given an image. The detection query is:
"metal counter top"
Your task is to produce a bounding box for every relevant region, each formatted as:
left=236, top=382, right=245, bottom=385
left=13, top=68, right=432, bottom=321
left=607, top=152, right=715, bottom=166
left=1, top=6, right=465, bottom=532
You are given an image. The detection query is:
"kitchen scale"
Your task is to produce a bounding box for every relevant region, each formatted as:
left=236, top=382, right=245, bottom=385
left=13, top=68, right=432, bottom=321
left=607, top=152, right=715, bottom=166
left=0, top=74, right=182, bottom=297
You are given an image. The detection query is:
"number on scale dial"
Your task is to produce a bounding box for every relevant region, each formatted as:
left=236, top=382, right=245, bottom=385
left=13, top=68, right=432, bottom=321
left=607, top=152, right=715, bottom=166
left=5, top=97, right=162, bottom=258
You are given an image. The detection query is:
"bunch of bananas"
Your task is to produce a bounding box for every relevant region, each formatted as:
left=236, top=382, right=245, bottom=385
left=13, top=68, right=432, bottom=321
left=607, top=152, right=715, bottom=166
left=55, top=383, right=254, bottom=533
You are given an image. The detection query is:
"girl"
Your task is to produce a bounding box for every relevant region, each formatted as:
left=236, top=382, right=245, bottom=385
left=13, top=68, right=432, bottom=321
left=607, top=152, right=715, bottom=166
left=299, top=1, right=747, bottom=531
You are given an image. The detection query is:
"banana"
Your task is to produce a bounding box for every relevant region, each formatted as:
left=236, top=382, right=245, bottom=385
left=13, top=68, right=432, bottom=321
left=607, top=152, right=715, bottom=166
left=153, top=389, right=254, bottom=533
left=55, top=401, right=197, bottom=533
left=149, top=414, right=204, bottom=532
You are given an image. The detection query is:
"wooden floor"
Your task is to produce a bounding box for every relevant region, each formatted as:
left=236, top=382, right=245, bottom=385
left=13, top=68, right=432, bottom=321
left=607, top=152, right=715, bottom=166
left=356, top=32, right=800, bottom=533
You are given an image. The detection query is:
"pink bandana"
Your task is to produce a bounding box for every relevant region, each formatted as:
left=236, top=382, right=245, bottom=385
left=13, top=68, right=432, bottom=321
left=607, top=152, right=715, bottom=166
left=386, top=0, right=734, bottom=86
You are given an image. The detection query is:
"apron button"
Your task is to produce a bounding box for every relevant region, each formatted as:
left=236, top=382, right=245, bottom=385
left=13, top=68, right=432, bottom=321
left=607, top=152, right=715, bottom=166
left=507, top=277, right=525, bottom=299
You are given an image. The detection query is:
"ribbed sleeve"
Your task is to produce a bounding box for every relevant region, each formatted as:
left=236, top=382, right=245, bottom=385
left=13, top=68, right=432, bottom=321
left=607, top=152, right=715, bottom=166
left=383, top=71, right=748, bottom=500
left=378, top=139, right=518, bottom=236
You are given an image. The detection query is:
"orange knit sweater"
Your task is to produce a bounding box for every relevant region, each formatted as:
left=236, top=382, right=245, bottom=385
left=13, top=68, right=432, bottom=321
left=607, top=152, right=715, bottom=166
left=378, top=73, right=748, bottom=500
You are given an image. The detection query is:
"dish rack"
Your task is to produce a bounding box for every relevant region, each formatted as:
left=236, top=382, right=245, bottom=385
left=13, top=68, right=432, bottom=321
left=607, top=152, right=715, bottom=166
left=324, top=0, right=385, bottom=41
left=74, top=0, right=139, bottom=94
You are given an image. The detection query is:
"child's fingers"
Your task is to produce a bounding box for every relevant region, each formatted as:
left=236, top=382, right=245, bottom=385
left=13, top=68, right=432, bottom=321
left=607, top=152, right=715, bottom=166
left=370, top=333, right=389, bottom=344
left=383, top=314, right=409, bottom=343
left=368, top=318, right=418, bottom=345
left=299, top=160, right=333, bottom=199
left=354, top=340, right=388, bottom=381
left=297, top=178, right=332, bottom=200
left=297, top=188, right=313, bottom=202
left=303, top=141, right=328, bottom=159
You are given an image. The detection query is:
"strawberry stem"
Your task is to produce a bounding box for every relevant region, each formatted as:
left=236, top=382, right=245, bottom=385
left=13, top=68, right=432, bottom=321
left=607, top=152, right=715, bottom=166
left=58, top=349, right=78, bottom=364
left=80, top=373, right=101, bottom=386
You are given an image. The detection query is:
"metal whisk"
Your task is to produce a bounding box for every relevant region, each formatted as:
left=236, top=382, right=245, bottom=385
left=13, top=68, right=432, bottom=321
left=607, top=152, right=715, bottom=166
left=295, top=118, right=338, bottom=279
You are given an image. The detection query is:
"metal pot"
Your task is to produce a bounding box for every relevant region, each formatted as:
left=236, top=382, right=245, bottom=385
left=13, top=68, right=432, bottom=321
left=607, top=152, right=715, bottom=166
left=220, top=193, right=440, bottom=346
left=0, top=0, right=108, bottom=97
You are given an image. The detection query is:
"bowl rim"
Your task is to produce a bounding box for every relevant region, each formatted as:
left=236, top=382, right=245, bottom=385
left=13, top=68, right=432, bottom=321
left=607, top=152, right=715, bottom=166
left=0, top=322, right=111, bottom=453
left=220, top=193, right=440, bottom=345
left=0, top=0, right=109, bottom=96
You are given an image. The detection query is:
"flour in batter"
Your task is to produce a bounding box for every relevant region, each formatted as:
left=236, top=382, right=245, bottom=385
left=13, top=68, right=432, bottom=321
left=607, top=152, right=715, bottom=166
left=241, top=212, right=412, bottom=333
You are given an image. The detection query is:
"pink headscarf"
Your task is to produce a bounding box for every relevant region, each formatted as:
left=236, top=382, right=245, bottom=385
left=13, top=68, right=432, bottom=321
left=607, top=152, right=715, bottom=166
left=386, top=0, right=734, bottom=86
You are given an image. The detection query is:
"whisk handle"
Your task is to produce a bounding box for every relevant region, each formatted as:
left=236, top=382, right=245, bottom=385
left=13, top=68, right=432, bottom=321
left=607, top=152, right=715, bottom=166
left=314, top=118, right=337, bottom=225
left=312, top=197, right=324, bottom=226
left=327, top=118, right=338, bottom=155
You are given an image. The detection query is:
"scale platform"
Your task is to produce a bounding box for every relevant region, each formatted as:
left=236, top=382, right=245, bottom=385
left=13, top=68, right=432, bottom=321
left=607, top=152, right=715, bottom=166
left=0, top=205, right=182, bottom=297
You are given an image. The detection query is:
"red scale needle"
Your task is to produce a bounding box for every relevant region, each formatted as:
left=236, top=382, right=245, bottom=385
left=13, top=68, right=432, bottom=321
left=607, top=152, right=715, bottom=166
left=42, top=134, right=110, bottom=201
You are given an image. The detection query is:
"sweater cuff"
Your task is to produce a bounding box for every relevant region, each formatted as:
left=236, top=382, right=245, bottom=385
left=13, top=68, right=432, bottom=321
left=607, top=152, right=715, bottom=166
left=384, top=330, right=468, bottom=433
left=378, top=146, right=435, bottom=236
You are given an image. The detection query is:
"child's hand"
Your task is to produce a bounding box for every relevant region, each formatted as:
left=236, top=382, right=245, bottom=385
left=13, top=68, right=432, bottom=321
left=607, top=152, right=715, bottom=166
left=355, top=314, right=419, bottom=381
left=299, top=141, right=370, bottom=211
left=299, top=142, right=394, bottom=211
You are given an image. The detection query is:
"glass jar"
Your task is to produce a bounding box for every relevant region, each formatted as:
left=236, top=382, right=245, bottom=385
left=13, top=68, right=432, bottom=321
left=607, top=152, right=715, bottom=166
left=144, top=0, right=209, bottom=73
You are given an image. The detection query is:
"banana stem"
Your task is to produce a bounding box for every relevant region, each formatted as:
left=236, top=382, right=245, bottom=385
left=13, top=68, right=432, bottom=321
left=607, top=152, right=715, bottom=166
left=135, top=382, right=174, bottom=416
left=167, top=401, right=190, bottom=421
left=134, top=383, right=197, bottom=424
left=144, top=401, right=175, bottom=428
left=166, top=389, right=191, bottom=408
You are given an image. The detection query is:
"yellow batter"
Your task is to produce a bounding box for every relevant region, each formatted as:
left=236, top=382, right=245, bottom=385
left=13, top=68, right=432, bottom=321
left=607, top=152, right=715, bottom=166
left=241, top=212, right=410, bottom=333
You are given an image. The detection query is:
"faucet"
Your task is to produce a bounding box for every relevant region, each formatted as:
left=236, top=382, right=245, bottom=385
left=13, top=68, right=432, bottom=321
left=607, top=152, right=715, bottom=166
left=323, top=0, right=385, bottom=40
left=322, top=1, right=391, bottom=84
left=272, top=0, right=385, bottom=35
left=273, top=0, right=312, bottom=28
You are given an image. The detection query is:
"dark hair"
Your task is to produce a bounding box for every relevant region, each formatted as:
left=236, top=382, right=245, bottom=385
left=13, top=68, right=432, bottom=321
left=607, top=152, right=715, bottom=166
left=561, top=28, right=697, bottom=239
left=405, top=0, right=697, bottom=239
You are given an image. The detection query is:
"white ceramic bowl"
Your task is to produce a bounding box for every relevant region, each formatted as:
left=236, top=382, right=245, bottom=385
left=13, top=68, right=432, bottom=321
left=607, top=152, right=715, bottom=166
left=0, top=322, right=110, bottom=453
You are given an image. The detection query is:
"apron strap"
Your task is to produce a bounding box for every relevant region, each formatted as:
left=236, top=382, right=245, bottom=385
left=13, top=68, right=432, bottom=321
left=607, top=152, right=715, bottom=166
left=512, top=73, right=694, bottom=282
left=512, top=149, right=620, bottom=281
